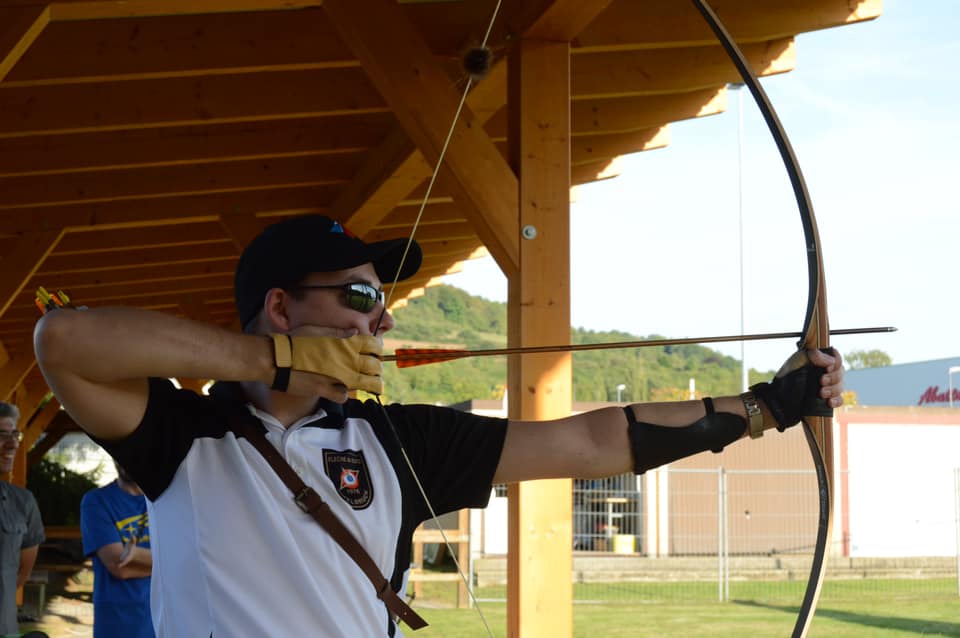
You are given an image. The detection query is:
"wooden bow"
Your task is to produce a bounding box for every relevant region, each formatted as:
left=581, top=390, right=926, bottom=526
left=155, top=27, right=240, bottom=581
left=691, top=2, right=834, bottom=636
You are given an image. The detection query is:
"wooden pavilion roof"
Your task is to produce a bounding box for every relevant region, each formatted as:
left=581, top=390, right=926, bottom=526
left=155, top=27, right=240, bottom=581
left=0, top=0, right=880, bottom=411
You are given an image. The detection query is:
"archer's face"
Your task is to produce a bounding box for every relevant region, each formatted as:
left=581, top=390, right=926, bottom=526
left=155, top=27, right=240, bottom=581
left=284, top=263, right=395, bottom=337
left=0, top=416, right=20, bottom=475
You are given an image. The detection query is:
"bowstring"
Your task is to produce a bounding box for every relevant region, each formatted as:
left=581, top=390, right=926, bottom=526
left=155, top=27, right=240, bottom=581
left=370, top=2, right=503, bottom=634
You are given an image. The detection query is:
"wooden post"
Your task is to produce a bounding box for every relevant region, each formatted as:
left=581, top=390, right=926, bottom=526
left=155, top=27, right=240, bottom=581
left=506, top=38, right=573, bottom=637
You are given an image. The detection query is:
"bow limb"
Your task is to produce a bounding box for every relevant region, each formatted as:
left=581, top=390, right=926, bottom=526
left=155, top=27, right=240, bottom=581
left=689, top=2, right=833, bottom=636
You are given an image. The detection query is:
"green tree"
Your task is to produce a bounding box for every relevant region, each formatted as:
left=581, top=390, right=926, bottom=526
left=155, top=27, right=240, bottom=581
left=844, top=349, right=892, bottom=370
left=27, top=456, right=100, bottom=526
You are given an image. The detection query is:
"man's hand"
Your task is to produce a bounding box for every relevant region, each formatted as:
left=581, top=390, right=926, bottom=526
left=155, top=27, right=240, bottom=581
left=751, top=348, right=844, bottom=431
left=272, top=326, right=383, bottom=399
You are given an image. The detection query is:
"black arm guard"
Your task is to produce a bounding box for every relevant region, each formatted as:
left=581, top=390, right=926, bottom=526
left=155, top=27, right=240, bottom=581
left=624, top=406, right=746, bottom=475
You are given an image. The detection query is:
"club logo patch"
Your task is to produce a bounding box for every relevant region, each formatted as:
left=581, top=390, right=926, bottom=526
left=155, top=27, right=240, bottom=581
left=322, top=449, right=373, bottom=510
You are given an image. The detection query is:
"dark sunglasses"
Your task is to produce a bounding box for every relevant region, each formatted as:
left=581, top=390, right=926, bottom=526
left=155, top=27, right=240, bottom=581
left=288, top=282, right=384, bottom=313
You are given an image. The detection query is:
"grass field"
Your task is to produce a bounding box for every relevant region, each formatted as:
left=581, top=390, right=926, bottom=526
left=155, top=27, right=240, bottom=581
left=21, top=573, right=959, bottom=637
left=412, top=579, right=960, bottom=637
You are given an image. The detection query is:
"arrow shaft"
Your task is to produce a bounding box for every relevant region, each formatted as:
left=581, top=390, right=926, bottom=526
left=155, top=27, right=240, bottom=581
left=385, top=326, right=895, bottom=366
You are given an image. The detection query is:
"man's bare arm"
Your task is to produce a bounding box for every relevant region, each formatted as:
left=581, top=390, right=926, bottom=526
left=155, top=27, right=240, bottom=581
left=493, top=397, right=759, bottom=484
left=17, top=545, right=39, bottom=588
left=33, top=307, right=277, bottom=441
left=494, top=349, right=843, bottom=484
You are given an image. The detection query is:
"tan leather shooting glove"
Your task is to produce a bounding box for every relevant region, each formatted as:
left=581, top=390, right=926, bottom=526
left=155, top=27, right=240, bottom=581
left=270, top=333, right=383, bottom=395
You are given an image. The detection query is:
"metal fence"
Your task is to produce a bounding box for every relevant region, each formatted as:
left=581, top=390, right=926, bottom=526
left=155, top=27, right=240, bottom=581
left=475, top=467, right=960, bottom=604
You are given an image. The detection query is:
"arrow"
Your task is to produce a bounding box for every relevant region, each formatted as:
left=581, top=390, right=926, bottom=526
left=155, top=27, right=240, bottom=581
left=385, top=326, right=895, bottom=368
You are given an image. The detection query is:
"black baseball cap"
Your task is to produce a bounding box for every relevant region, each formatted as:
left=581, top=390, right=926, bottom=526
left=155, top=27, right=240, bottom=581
left=234, top=215, right=422, bottom=327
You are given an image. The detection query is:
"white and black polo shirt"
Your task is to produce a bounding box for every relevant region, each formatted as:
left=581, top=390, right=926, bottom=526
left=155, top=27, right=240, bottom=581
left=98, top=379, right=508, bottom=638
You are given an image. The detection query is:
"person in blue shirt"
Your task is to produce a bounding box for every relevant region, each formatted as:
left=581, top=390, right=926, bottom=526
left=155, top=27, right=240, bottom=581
left=80, top=462, right=154, bottom=638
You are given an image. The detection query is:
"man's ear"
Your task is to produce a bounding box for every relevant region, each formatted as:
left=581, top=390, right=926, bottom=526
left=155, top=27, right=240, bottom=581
left=263, top=288, right=292, bottom=332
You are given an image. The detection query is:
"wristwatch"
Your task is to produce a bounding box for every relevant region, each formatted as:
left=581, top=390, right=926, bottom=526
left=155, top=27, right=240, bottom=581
left=740, top=391, right=764, bottom=439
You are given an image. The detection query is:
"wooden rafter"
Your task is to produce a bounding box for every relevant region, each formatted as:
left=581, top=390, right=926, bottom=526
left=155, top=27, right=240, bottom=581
left=0, top=6, right=49, bottom=82
left=323, top=0, right=521, bottom=276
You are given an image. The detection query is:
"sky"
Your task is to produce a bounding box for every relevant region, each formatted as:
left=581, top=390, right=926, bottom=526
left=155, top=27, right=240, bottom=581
left=442, top=0, right=959, bottom=374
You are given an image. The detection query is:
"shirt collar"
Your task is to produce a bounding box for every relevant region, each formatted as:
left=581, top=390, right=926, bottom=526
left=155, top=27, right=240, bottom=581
left=209, top=381, right=345, bottom=429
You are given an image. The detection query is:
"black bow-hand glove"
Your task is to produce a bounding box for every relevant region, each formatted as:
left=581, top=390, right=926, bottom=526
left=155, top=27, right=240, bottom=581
left=750, top=349, right=835, bottom=431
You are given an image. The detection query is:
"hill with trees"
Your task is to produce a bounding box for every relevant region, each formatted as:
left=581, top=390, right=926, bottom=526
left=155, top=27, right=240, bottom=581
left=381, top=285, right=775, bottom=405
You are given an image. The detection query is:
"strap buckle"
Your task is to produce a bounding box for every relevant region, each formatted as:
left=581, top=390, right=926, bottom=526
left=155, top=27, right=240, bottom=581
left=293, top=486, right=317, bottom=513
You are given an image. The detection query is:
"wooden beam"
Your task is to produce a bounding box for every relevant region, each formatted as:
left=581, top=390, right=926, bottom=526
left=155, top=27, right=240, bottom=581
left=218, top=214, right=269, bottom=253
left=0, top=154, right=361, bottom=209
left=323, top=0, right=520, bottom=277
left=571, top=157, right=624, bottom=185
left=0, top=350, right=36, bottom=402
left=0, top=339, right=7, bottom=368
left=0, top=6, right=49, bottom=82
left=571, top=38, right=795, bottom=98
left=0, top=229, right=62, bottom=317
left=519, top=0, right=614, bottom=41
left=46, top=1, right=321, bottom=21
left=6, top=9, right=350, bottom=85
left=334, top=129, right=426, bottom=237
left=38, top=244, right=238, bottom=275
left=506, top=37, right=573, bottom=638
left=0, top=68, right=388, bottom=138
left=0, top=114, right=393, bottom=177
left=364, top=221, right=477, bottom=245
left=575, top=0, right=882, bottom=51
left=485, top=88, right=726, bottom=138
left=23, top=398, right=60, bottom=452
left=13, top=274, right=233, bottom=307
left=30, top=260, right=236, bottom=290
left=570, top=126, right=669, bottom=165
left=55, top=222, right=229, bottom=254
left=0, top=186, right=335, bottom=235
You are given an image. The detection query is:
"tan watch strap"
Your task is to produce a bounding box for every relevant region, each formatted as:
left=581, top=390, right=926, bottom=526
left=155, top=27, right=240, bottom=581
left=741, top=391, right=764, bottom=439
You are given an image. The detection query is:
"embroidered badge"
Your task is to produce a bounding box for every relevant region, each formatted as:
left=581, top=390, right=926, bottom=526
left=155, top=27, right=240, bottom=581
left=323, top=449, right=373, bottom=510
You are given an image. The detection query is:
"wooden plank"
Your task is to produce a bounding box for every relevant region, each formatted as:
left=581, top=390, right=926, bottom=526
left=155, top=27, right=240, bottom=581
left=0, top=186, right=336, bottom=235
left=575, top=0, right=882, bottom=51
left=54, top=222, right=228, bottom=253
left=323, top=0, right=520, bottom=278
left=0, top=350, right=36, bottom=402
left=218, top=214, right=269, bottom=253
left=570, top=126, right=669, bottom=165
left=38, top=244, right=238, bottom=275
left=46, top=0, right=321, bottom=21
left=0, top=229, right=62, bottom=317
left=23, top=398, right=60, bottom=451
left=0, top=68, right=388, bottom=138
left=334, top=128, right=425, bottom=237
left=571, top=157, right=623, bottom=185
left=571, top=38, right=795, bottom=98
left=0, top=114, right=393, bottom=177
left=485, top=88, right=726, bottom=138
left=30, top=259, right=236, bottom=290
left=0, top=6, right=49, bottom=82
left=506, top=38, right=573, bottom=638
left=521, top=0, right=614, bottom=41
left=6, top=9, right=351, bottom=85
left=0, top=153, right=361, bottom=209
left=13, top=274, right=233, bottom=306
left=0, top=340, right=8, bottom=368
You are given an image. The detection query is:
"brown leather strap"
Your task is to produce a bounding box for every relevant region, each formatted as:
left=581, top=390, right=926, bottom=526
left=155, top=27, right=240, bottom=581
left=227, top=411, right=427, bottom=630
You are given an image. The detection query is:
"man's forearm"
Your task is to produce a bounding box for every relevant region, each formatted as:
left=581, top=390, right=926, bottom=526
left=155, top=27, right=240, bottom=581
left=35, top=306, right=273, bottom=385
